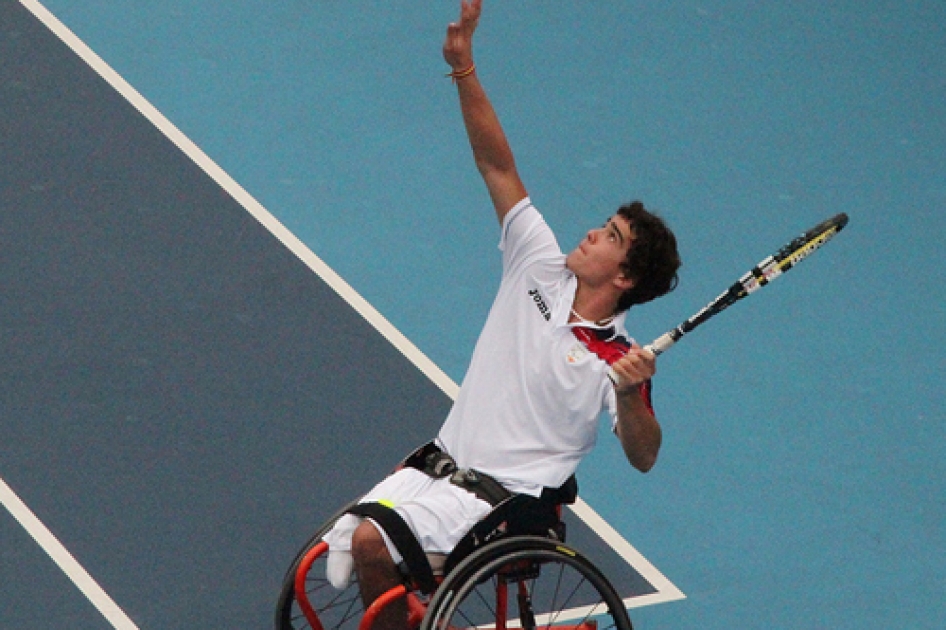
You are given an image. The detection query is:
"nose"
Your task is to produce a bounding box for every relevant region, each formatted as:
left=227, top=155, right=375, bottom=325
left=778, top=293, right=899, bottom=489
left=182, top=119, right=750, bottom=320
left=589, top=226, right=608, bottom=243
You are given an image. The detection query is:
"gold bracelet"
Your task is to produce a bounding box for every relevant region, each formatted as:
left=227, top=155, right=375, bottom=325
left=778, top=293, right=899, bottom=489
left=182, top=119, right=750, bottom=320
left=445, top=63, right=476, bottom=84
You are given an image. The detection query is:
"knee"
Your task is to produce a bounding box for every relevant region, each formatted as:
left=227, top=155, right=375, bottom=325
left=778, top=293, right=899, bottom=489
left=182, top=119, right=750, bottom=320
left=350, top=520, right=390, bottom=566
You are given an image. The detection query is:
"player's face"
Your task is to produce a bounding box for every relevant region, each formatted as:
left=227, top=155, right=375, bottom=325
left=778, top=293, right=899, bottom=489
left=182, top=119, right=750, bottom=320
left=565, top=215, right=635, bottom=289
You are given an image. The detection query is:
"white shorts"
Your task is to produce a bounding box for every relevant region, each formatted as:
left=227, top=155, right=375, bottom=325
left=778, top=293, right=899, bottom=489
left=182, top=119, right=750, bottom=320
left=323, top=467, right=493, bottom=561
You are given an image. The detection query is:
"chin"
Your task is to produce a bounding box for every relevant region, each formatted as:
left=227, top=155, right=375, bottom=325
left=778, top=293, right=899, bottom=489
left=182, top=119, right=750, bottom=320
left=564, top=252, right=579, bottom=273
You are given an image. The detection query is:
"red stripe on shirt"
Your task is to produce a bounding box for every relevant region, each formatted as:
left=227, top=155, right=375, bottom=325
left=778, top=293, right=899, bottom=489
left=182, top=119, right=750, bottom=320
left=573, top=327, right=654, bottom=416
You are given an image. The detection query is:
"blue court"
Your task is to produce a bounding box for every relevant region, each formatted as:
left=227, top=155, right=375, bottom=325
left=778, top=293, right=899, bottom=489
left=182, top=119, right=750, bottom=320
left=2, top=1, right=944, bottom=628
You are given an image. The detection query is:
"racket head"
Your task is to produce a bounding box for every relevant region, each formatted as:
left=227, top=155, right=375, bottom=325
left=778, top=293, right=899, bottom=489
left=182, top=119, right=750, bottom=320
left=740, top=212, right=849, bottom=296
left=775, top=212, right=848, bottom=269
left=646, top=212, right=850, bottom=358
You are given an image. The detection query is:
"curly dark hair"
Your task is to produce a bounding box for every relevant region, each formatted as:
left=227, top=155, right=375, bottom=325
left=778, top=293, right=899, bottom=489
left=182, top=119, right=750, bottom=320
left=615, top=201, right=681, bottom=312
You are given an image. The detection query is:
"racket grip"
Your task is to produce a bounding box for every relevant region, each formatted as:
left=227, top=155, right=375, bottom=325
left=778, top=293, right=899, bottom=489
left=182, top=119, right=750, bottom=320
left=644, top=332, right=677, bottom=357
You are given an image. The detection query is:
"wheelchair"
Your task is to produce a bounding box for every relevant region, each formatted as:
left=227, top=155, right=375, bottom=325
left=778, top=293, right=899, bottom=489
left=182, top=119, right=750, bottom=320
left=275, top=445, right=634, bottom=630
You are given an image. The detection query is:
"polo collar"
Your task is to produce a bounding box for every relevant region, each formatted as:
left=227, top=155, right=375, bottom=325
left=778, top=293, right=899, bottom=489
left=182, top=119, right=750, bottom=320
left=555, top=272, right=628, bottom=336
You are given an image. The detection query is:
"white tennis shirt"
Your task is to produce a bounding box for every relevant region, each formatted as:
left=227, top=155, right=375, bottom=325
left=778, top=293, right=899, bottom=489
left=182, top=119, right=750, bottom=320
left=437, top=198, right=631, bottom=496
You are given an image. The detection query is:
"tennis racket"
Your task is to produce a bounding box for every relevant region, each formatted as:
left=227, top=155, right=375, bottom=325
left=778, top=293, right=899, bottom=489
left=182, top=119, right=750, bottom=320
left=632, top=212, right=849, bottom=362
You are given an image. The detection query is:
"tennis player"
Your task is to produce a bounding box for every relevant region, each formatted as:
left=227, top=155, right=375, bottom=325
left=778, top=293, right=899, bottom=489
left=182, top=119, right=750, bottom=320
left=323, top=2, right=681, bottom=628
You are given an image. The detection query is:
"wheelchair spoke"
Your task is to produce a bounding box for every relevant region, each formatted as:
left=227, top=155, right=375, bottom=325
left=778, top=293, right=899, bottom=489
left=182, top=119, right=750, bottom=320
left=422, top=539, right=633, bottom=630
left=280, top=553, right=365, bottom=630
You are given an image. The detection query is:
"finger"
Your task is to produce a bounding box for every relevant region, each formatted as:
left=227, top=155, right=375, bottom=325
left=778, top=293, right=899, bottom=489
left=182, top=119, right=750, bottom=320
left=461, top=0, right=481, bottom=30
left=462, top=0, right=477, bottom=17
left=635, top=347, right=656, bottom=366
left=609, top=364, right=643, bottom=390
left=444, top=22, right=459, bottom=44
left=626, top=342, right=655, bottom=364
left=616, top=352, right=655, bottom=381
left=443, top=23, right=463, bottom=54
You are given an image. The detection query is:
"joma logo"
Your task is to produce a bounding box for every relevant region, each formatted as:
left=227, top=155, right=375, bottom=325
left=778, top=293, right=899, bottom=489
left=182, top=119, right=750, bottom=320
left=528, top=288, right=551, bottom=321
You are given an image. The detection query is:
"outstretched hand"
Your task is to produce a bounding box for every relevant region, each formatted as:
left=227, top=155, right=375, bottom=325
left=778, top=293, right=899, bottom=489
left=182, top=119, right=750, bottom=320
left=443, top=0, right=482, bottom=70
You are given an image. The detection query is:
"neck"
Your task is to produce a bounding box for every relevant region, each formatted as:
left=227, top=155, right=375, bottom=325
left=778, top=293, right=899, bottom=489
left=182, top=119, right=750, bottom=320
left=570, top=307, right=614, bottom=327
left=569, top=288, right=619, bottom=326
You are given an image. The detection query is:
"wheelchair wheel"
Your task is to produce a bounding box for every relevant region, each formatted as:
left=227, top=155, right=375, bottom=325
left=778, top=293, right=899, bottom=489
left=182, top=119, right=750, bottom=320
left=421, top=536, right=633, bottom=630
left=275, top=500, right=364, bottom=630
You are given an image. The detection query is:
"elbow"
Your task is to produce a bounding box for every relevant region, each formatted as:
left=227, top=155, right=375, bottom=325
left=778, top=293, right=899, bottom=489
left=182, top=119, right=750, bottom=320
left=630, top=451, right=658, bottom=473
left=616, top=412, right=662, bottom=473
left=622, top=426, right=661, bottom=473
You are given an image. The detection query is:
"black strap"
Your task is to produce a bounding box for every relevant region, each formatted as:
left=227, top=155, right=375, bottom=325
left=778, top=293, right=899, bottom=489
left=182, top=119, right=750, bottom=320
left=540, top=474, right=578, bottom=505
left=449, top=468, right=512, bottom=506
left=346, top=502, right=438, bottom=595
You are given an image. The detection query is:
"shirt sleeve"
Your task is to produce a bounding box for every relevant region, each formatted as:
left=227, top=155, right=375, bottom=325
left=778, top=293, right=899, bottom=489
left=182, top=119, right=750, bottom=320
left=498, top=197, right=563, bottom=276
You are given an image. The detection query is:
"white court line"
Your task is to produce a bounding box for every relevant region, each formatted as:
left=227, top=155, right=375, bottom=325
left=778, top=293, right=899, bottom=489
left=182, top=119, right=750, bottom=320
left=569, top=498, right=686, bottom=608
left=16, top=0, right=684, bottom=620
left=0, top=477, right=140, bottom=629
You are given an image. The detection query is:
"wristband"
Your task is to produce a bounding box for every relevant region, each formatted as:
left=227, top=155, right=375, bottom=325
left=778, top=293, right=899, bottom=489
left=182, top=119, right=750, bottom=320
left=445, top=63, right=476, bottom=83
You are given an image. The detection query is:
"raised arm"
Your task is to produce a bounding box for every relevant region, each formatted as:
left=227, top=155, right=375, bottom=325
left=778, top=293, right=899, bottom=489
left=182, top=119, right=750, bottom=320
left=443, top=0, right=528, bottom=225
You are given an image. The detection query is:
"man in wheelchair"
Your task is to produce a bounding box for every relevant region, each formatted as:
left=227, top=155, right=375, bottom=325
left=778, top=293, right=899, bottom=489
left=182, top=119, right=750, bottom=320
left=304, top=2, right=682, bottom=629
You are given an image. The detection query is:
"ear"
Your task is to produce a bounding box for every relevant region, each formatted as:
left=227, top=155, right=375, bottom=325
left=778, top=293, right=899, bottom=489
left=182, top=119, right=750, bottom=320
left=614, top=273, right=635, bottom=291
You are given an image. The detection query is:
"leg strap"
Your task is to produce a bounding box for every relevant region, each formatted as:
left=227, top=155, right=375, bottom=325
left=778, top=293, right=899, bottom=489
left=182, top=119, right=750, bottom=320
left=346, top=502, right=438, bottom=595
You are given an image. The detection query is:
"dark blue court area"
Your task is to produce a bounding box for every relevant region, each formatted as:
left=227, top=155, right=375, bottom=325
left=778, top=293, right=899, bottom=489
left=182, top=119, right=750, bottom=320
left=3, top=1, right=945, bottom=628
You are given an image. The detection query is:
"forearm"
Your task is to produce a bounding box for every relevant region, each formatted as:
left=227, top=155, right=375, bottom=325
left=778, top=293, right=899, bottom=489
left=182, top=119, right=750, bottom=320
left=455, top=74, right=516, bottom=179
left=614, top=387, right=662, bottom=472
left=453, top=73, right=526, bottom=214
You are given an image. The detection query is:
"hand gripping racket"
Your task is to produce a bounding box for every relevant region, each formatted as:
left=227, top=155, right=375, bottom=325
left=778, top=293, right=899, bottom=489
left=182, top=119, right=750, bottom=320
left=615, top=213, right=849, bottom=374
